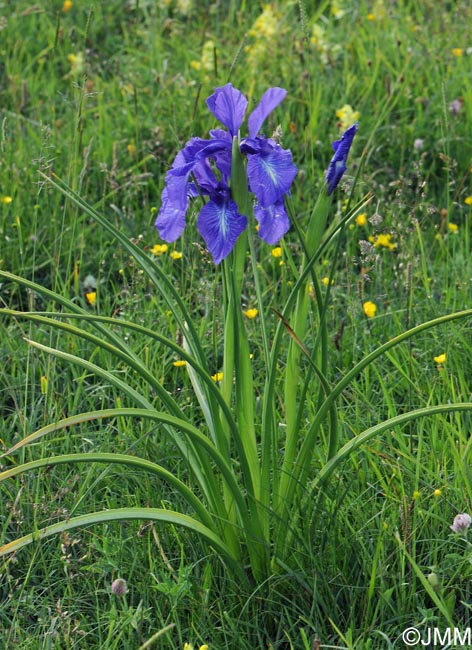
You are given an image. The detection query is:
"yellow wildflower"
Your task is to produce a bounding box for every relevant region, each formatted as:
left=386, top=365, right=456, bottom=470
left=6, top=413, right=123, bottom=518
left=355, top=213, right=367, bottom=226
left=271, top=247, right=282, bottom=258
left=310, top=23, right=327, bottom=50
left=173, top=360, right=187, bottom=367
left=433, top=353, right=446, bottom=364
left=336, top=104, right=360, bottom=130
left=211, top=372, right=223, bottom=382
left=245, top=5, right=282, bottom=66
left=412, top=490, right=421, bottom=500
left=248, top=4, right=280, bottom=39
left=331, top=0, right=346, bottom=19
left=170, top=251, right=183, bottom=260
left=363, top=301, right=377, bottom=318
left=1, top=196, right=12, bottom=204
left=183, top=645, right=193, bottom=650
left=243, top=308, right=259, bottom=319
left=310, top=23, right=343, bottom=67
left=85, top=291, right=97, bottom=306
left=62, top=0, right=73, bottom=12
left=191, top=40, right=215, bottom=75
left=371, top=233, right=396, bottom=250
left=447, top=222, right=458, bottom=233
left=464, top=196, right=472, bottom=206
left=176, top=0, right=192, bottom=14
left=67, top=52, right=85, bottom=75
left=451, top=48, right=464, bottom=57
left=127, top=143, right=137, bottom=156
left=321, top=276, right=334, bottom=286
left=433, top=489, right=442, bottom=498
left=151, top=244, right=168, bottom=256
left=366, top=0, right=386, bottom=20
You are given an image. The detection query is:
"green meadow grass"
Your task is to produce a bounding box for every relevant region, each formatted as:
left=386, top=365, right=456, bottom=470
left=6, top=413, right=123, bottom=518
left=1, top=1, right=472, bottom=648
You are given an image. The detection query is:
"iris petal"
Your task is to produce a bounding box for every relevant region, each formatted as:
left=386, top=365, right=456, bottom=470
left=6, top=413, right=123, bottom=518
left=248, top=87, right=287, bottom=138
left=254, top=200, right=290, bottom=244
left=206, top=84, right=248, bottom=137
left=247, top=141, right=298, bottom=207
left=155, top=187, right=187, bottom=242
left=197, top=192, right=247, bottom=264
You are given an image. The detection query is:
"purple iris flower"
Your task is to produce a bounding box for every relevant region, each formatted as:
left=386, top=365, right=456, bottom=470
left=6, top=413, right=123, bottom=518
left=155, top=84, right=297, bottom=263
left=325, top=123, right=358, bottom=195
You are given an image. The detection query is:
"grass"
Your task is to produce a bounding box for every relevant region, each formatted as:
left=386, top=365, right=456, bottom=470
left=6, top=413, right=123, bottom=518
left=1, top=0, right=472, bottom=648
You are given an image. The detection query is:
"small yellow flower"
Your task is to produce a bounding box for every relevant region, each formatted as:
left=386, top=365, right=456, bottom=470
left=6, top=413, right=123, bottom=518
left=447, top=222, right=458, bottom=233
left=433, top=353, right=446, bottom=364
left=85, top=291, right=97, bottom=306
left=1, top=196, right=12, bottom=204
left=366, top=13, right=375, bottom=21
left=248, top=4, right=280, bottom=39
left=151, top=244, right=168, bottom=256
left=62, top=0, right=73, bottom=12
left=336, top=104, right=360, bottom=130
left=173, top=360, right=187, bottom=367
left=199, top=646, right=209, bottom=650
left=372, top=233, right=397, bottom=250
left=464, top=196, right=472, bottom=206
left=183, top=644, right=193, bottom=650
left=321, top=276, right=334, bottom=286
left=211, top=372, right=223, bottom=382
left=170, top=251, right=183, bottom=260
left=355, top=213, right=367, bottom=227
left=433, top=489, right=442, bottom=498
left=271, top=246, right=282, bottom=258
left=243, top=308, right=259, bottom=319
left=451, top=48, right=464, bottom=57
left=363, top=301, right=377, bottom=318
left=127, top=143, right=137, bottom=156
left=67, top=52, right=85, bottom=75
left=331, top=0, right=346, bottom=19
left=412, top=490, right=421, bottom=500
left=192, top=40, right=215, bottom=75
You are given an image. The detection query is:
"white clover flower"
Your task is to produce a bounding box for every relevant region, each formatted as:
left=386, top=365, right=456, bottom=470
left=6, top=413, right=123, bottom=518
left=450, top=513, right=472, bottom=534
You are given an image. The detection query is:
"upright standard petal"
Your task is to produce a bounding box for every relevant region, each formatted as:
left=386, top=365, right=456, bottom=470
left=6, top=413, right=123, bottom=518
left=246, top=138, right=298, bottom=207
left=197, top=187, right=247, bottom=264
left=155, top=187, right=187, bottom=242
left=248, top=87, right=287, bottom=138
left=206, top=84, right=248, bottom=137
left=325, top=123, right=358, bottom=195
left=254, top=200, right=290, bottom=245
